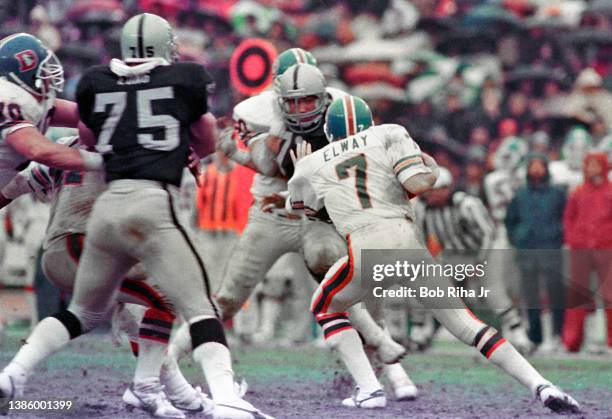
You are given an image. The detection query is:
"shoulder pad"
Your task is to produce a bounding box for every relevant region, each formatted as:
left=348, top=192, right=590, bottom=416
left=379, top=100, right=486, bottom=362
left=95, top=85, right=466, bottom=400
left=233, top=90, right=278, bottom=134
left=0, top=78, right=43, bottom=125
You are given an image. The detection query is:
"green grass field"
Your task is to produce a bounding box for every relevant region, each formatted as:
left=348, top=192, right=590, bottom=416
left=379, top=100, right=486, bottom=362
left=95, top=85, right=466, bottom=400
left=0, top=325, right=610, bottom=418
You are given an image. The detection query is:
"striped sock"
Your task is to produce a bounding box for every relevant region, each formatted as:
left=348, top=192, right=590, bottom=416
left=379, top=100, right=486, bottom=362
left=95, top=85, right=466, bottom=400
left=318, top=313, right=381, bottom=394
left=473, top=325, right=545, bottom=394
left=134, top=308, right=174, bottom=383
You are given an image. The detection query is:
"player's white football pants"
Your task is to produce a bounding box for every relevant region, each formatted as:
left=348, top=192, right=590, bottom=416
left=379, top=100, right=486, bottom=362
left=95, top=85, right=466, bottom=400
left=216, top=206, right=345, bottom=318
left=67, top=180, right=218, bottom=331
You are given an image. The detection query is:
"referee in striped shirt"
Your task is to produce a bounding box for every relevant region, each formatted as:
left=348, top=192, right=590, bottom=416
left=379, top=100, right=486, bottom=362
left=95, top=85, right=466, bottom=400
left=418, top=167, right=494, bottom=258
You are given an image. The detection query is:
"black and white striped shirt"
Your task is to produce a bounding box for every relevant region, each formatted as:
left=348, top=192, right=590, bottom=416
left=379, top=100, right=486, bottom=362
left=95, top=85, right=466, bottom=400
left=419, top=192, right=494, bottom=252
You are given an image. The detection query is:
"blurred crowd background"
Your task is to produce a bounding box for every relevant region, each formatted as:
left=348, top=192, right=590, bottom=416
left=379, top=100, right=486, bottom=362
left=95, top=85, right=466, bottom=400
left=0, top=0, right=611, bottom=354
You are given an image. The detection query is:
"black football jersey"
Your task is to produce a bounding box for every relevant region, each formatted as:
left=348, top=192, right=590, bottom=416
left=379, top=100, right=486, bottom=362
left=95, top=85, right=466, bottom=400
left=277, top=125, right=328, bottom=179
left=76, top=62, right=212, bottom=186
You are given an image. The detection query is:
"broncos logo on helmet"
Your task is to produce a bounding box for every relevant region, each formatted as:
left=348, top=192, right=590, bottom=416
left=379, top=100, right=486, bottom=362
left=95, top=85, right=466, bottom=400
left=0, top=33, right=64, bottom=98
left=324, top=95, right=373, bottom=142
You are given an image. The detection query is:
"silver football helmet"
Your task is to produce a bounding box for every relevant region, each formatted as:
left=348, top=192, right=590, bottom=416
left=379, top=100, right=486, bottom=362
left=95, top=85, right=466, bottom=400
left=275, top=63, right=328, bottom=134
left=121, top=13, right=178, bottom=62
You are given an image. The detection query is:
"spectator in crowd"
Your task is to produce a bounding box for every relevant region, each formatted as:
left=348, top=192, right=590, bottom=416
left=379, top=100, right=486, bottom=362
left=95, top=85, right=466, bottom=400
left=29, top=5, right=61, bottom=51
left=505, top=152, right=567, bottom=352
left=562, top=152, right=612, bottom=353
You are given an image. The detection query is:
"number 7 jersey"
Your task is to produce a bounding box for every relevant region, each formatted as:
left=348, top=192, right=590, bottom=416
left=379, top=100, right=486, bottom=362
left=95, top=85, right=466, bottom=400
left=76, top=61, right=213, bottom=186
left=288, top=124, right=431, bottom=238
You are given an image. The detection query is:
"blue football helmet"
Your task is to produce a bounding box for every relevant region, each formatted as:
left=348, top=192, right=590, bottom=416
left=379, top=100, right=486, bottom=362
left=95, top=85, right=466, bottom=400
left=0, top=33, right=64, bottom=98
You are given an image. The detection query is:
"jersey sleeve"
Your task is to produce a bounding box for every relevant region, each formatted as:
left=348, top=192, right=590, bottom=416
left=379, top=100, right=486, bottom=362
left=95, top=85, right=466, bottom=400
left=383, top=124, right=431, bottom=183
left=288, top=161, right=323, bottom=215
left=0, top=82, right=43, bottom=140
left=184, top=63, right=213, bottom=122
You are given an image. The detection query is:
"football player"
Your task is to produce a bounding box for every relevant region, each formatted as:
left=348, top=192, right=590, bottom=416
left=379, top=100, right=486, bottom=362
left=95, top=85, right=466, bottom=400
left=483, top=136, right=533, bottom=353
left=287, top=95, right=579, bottom=413
left=0, top=135, right=214, bottom=418
left=0, top=13, right=269, bottom=419
left=0, top=33, right=103, bottom=186
left=212, top=55, right=416, bottom=400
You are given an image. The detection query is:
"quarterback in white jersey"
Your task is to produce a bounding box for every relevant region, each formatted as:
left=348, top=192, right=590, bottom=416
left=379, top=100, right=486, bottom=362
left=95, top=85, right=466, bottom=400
left=0, top=33, right=103, bottom=191
left=288, top=96, right=579, bottom=413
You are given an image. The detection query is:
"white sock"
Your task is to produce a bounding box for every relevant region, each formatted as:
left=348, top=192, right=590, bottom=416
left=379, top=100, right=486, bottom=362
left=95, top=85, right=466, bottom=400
left=161, top=356, right=197, bottom=400
left=383, top=363, right=410, bottom=385
left=327, top=328, right=381, bottom=394
left=193, top=342, right=236, bottom=402
left=258, top=297, right=281, bottom=337
left=168, top=322, right=191, bottom=362
left=348, top=307, right=385, bottom=347
left=5, top=317, right=71, bottom=380
left=133, top=339, right=166, bottom=383
left=486, top=340, right=546, bottom=394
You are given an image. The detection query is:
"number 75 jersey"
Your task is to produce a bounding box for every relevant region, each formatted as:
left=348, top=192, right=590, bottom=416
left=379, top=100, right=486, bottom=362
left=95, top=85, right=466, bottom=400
left=76, top=62, right=213, bottom=186
left=288, top=124, right=431, bottom=238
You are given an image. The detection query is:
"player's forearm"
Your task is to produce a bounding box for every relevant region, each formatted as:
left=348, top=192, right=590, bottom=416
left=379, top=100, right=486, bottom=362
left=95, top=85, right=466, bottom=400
left=7, top=127, right=103, bottom=172
left=402, top=172, right=437, bottom=195
left=51, top=99, right=80, bottom=128
left=250, top=139, right=279, bottom=176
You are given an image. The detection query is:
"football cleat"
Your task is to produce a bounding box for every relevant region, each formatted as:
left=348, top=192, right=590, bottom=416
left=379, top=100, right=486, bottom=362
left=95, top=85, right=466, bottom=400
left=341, top=387, right=386, bottom=409
left=536, top=383, right=580, bottom=414
left=123, top=379, right=185, bottom=418
left=169, top=386, right=214, bottom=414
left=0, top=372, right=16, bottom=415
left=389, top=376, right=418, bottom=401
left=377, top=335, right=407, bottom=365
left=211, top=398, right=274, bottom=419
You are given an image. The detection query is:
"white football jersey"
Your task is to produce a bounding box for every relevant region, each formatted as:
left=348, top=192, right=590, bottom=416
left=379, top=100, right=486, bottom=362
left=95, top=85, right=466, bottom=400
left=288, top=124, right=430, bottom=237
left=0, top=78, right=55, bottom=189
left=233, top=86, right=348, bottom=206
left=483, top=169, right=523, bottom=223
left=549, top=160, right=583, bottom=192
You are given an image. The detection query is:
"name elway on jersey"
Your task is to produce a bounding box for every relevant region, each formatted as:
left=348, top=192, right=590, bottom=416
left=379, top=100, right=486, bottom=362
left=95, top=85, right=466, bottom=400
left=322, top=134, right=368, bottom=162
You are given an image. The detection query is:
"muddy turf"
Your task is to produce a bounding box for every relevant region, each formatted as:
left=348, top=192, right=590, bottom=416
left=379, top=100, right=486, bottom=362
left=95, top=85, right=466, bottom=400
left=0, top=326, right=610, bottom=418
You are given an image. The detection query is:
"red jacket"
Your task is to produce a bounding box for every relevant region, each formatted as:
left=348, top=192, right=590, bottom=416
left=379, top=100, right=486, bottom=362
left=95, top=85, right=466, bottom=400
left=564, top=152, right=612, bottom=249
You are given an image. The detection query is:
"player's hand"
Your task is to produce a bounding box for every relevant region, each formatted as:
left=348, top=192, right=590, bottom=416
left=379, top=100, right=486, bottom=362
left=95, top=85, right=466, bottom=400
left=261, top=193, right=287, bottom=212
left=188, top=147, right=202, bottom=187
left=290, top=141, right=312, bottom=166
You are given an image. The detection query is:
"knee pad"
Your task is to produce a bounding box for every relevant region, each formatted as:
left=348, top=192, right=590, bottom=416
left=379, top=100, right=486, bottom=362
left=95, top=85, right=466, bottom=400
left=67, top=304, right=108, bottom=333
left=52, top=309, right=82, bottom=339
left=190, top=317, right=227, bottom=350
